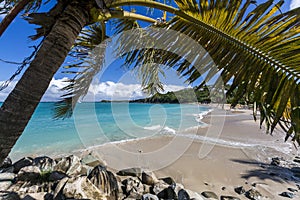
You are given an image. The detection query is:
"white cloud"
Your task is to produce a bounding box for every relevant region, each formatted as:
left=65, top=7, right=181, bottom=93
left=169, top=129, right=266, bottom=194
left=0, top=78, right=187, bottom=102
left=290, top=0, right=300, bottom=10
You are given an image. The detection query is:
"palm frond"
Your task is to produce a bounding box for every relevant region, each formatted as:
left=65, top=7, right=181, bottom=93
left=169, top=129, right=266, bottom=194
left=54, top=24, right=107, bottom=119
left=54, top=11, right=156, bottom=119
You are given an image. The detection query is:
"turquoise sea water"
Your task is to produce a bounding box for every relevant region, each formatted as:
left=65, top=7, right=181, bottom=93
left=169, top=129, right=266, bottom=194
left=0, top=102, right=210, bottom=160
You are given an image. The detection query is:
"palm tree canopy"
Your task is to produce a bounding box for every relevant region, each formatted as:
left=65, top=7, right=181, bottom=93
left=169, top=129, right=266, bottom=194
left=55, top=0, right=300, bottom=144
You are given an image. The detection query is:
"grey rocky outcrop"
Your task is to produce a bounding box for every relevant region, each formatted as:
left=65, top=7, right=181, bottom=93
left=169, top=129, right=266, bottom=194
left=1, top=155, right=277, bottom=200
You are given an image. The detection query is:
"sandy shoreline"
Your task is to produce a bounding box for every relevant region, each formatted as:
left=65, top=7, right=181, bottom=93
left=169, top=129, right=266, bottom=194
left=6, top=106, right=300, bottom=199
left=79, top=108, right=299, bottom=199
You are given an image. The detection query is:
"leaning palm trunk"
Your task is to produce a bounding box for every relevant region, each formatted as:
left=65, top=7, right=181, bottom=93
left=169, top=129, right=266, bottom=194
left=0, top=1, right=89, bottom=163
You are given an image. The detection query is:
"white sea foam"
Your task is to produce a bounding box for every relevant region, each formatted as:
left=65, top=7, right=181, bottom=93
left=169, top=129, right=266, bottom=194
left=143, top=125, right=162, bottom=130
left=194, top=109, right=214, bottom=122
left=160, top=126, right=176, bottom=135
left=177, top=134, right=257, bottom=148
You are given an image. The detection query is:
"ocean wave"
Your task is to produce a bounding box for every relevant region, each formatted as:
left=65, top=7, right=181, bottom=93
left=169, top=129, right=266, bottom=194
left=143, top=125, right=162, bottom=130
left=160, top=126, right=176, bottom=135
left=177, top=134, right=257, bottom=148
left=193, top=109, right=214, bottom=123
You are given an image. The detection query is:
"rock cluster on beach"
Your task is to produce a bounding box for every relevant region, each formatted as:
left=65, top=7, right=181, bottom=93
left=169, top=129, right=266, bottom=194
left=0, top=155, right=300, bottom=200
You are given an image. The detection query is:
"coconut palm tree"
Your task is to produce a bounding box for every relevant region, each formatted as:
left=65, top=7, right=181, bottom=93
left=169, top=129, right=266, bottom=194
left=0, top=0, right=299, bottom=164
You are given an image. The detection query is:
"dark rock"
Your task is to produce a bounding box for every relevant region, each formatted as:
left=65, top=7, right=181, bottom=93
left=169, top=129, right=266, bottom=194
left=88, top=165, right=118, bottom=199
left=293, top=159, right=300, bottom=164
left=142, top=171, right=158, bottom=185
left=0, top=157, right=12, bottom=169
left=142, top=193, right=159, bottom=200
left=157, top=187, right=177, bottom=200
left=23, top=193, right=53, bottom=200
left=269, top=172, right=277, bottom=176
left=221, top=186, right=226, bottom=191
left=178, top=189, right=190, bottom=200
left=160, top=177, right=176, bottom=185
left=153, top=181, right=169, bottom=195
left=201, top=191, right=218, bottom=199
left=279, top=192, right=294, bottom=198
left=33, top=156, right=56, bottom=171
left=291, top=167, right=300, bottom=179
left=13, top=157, right=33, bottom=173
left=234, top=186, right=246, bottom=195
left=245, top=189, right=263, bottom=200
left=44, top=193, right=54, bottom=200
left=17, top=166, right=41, bottom=182
left=121, top=177, right=144, bottom=199
left=271, top=157, right=281, bottom=166
left=117, top=167, right=142, bottom=177
left=0, top=192, right=21, bottom=200
left=221, top=196, right=241, bottom=200
left=288, top=188, right=298, bottom=192
left=48, top=171, right=68, bottom=182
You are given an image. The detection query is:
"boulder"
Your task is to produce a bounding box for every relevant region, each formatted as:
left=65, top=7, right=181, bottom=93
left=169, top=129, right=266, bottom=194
left=0, top=192, right=20, bottom=200
left=48, top=171, right=68, bottom=182
left=54, top=155, right=87, bottom=176
left=22, top=193, right=51, bottom=200
left=221, top=196, right=241, bottom=200
left=279, top=192, right=294, bottom=198
left=153, top=181, right=170, bottom=195
left=142, top=171, right=158, bottom=186
left=0, top=172, right=15, bottom=181
left=245, top=189, right=263, bottom=200
left=33, top=156, right=56, bottom=172
left=142, top=193, right=159, bottom=200
left=63, top=176, right=108, bottom=200
left=0, top=173, right=15, bottom=191
left=159, top=177, right=176, bottom=185
left=201, top=191, right=218, bottom=199
left=287, top=188, right=298, bottom=192
left=81, top=153, right=107, bottom=168
left=234, top=186, right=246, bottom=195
left=117, top=168, right=142, bottom=177
left=271, top=157, right=281, bottom=166
left=87, top=165, right=119, bottom=200
left=53, top=177, right=69, bottom=199
left=13, top=157, right=33, bottom=173
left=157, top=186, right=177, bottom=200
left=293, top=158, right=300, bottom=164
left=178, top=189, right=190, bottom=200
left=121, top=177, right=144, bottom=199
left=17, top=166, right=41, bottom=182
left=0, top=157, right=12, bottom=171
left=184, top=189, right=203, bottom=200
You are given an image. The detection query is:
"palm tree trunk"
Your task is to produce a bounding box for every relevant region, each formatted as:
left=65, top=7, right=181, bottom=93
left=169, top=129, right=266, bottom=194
left=0, top=0, right=32, bottom=37
left=0, top=1, right=89, bottom=163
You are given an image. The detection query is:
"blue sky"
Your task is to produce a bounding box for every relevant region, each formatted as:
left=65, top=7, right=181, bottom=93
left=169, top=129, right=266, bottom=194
left=0, top=0, right=298, bottom=101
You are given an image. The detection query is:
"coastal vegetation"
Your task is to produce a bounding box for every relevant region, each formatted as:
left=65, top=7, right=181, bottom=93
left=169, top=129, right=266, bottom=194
left=131, top=85, right=252, bottom=105
left=0, top=0, right=299, bottom=165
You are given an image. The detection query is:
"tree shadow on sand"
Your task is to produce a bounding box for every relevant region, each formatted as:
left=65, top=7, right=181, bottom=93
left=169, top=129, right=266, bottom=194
left=231, top=159, right=300, bottom=184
